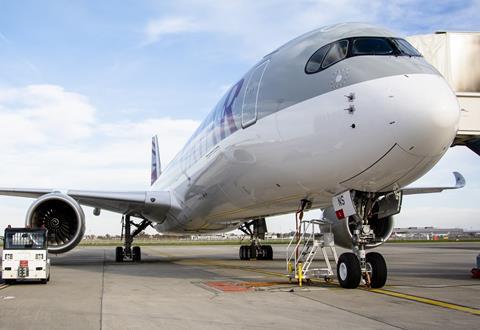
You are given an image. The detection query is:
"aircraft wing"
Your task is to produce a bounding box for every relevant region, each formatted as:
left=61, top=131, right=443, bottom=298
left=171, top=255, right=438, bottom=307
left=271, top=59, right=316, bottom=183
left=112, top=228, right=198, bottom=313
left=0, top=188, right=170, bottom=215
left=402, top=172, right=465, bottom=195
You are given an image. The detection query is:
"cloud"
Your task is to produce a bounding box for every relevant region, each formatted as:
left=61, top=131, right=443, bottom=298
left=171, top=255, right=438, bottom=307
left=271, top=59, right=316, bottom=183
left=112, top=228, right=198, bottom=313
left=142, top=1, right=380, bottom=57
left=0, top=84, right=200, bottom=234
left=143, top=17, right=200, bottom=45
left=143, top=1, right=480, bottom=59
left=0, top=84, right=199, bottom=186
left=0, top=85, right=95, bottom=147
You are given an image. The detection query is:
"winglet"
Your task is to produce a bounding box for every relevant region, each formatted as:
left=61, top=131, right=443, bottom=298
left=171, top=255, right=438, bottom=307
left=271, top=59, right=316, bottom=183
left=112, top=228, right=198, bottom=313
left=402, top=172, right=466, bottom=195
left=453, top=171, right=466, bottom=189
left=151, top=135, right=161, bottom=186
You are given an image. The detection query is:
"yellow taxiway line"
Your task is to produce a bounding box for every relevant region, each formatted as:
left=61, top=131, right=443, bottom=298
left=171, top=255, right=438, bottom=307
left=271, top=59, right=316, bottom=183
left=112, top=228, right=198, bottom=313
left=370, top=288, right=480, bottom=316
left=166, top=255, right=480, bottom=316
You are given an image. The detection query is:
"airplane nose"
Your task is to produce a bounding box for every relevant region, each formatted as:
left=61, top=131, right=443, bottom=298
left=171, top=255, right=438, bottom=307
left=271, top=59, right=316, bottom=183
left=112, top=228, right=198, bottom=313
left=336, top=73, right=460, bottom=192
left=388, top=74, right=460, bottom=157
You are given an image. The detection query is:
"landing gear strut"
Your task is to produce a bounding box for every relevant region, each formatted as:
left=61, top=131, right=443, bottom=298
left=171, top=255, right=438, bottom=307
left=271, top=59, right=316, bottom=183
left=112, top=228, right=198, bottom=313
left=115, top=214, right=152, bottom=262
left=238, top=218, right=273, bottom=260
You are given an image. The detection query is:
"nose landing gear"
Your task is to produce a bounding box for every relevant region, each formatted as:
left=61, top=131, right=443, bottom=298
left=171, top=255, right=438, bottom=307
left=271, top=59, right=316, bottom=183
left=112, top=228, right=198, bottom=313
left=335, top=191, right=399, bottom=289
left=337, top=250, right=387, bottom=289
left=238, top=218, right=273, bottom=260
left=338, top=212, right=389, bottom=289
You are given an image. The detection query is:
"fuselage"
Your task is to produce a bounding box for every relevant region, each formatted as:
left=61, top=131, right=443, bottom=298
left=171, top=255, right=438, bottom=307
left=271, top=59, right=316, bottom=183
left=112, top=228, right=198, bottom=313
left=151, top=23, right=460, bottom=234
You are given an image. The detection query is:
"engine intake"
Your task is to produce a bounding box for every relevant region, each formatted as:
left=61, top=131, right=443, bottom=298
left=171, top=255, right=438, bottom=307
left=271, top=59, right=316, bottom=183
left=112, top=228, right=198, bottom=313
left=26, top=193, right=85, bottom=254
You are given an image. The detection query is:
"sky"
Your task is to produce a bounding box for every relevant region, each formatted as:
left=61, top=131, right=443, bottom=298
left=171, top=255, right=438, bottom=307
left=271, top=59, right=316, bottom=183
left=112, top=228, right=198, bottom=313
left=0, top=0, right=479, bottom=235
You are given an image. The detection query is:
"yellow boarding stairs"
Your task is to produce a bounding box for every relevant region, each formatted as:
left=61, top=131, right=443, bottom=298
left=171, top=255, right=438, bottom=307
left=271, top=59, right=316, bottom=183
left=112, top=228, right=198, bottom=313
left=286, top=219, right=338, bottom=286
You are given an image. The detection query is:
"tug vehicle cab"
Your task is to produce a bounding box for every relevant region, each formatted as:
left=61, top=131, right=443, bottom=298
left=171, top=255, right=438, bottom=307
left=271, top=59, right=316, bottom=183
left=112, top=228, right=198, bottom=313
left=2, top=227, right=50, bottom=284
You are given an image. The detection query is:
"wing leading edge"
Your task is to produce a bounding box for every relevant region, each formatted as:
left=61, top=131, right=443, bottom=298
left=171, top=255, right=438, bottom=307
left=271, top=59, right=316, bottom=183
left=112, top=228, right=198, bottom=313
left=402, top=172, right=466, bottom=195
left=0, top=188, right=171, bottom=218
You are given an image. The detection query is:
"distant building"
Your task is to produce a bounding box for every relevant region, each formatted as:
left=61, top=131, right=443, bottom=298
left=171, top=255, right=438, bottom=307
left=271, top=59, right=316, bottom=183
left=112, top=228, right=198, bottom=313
left=391, top=227, right=464, bottom=240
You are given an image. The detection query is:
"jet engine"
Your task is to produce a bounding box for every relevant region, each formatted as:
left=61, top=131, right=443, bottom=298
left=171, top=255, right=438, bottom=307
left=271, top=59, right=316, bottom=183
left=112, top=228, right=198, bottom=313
left=322, top=207, right=394, bottom=249
left=26, top=193, right=85, bottom=254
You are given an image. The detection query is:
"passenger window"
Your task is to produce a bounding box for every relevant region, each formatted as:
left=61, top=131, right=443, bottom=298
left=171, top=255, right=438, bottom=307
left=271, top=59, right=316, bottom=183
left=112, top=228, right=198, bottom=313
left=305, top=44, right=331, bottom=73
left=352, top=38, right=393, bottom=55
left=394, top=39, right=422, bottom=57
left=321, top=40, right=348, bottom=68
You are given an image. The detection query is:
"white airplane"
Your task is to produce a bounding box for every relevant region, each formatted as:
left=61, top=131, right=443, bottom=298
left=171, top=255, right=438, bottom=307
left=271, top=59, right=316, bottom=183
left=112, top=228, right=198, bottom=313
left=0, top=23, right=465, bottom=289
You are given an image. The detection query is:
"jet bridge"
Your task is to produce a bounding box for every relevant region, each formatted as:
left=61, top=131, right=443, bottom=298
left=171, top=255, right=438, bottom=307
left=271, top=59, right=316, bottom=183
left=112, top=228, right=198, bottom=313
left=407, top=32, right=480, bottom=155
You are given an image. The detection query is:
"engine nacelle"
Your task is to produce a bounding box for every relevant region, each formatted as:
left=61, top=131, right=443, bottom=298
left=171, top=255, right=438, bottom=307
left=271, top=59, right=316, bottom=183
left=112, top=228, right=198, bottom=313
left=26, top=193, right=85, bottom=254
left=322, top=207, right=394, bottom=249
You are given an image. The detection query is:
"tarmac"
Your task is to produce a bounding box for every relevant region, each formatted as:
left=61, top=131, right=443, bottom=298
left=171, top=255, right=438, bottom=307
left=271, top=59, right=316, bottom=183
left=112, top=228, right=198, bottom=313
left=0, top=242, right=479, bottom=329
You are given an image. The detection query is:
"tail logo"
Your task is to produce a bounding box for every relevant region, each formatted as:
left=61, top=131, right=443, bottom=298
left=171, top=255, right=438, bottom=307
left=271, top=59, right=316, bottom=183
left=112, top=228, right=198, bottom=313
left=151, top=136, right=161, bottom=185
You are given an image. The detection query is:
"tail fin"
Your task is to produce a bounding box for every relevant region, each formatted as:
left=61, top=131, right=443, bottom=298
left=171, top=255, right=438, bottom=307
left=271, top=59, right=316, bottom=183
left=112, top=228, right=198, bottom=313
left=151, top=135, right=161, bottom=185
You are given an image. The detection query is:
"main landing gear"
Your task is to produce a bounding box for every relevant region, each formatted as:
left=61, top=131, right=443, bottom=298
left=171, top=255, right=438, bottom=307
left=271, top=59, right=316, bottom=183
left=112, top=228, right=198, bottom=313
left=336, top=191, right=396, bottom=289
left=238, top=218, right=273, bottom=260
left=115, top=214, right=152, bottom=262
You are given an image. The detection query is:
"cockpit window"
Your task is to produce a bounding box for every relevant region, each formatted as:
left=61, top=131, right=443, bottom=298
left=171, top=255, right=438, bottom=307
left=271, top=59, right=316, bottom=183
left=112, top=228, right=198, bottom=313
left=321, top=40, right=348, bottom=68
left=305, top=44, right=330, bottom=73
left=394, top=38, right=422, bottom=56
left=352, top=38, right=394, bottom=55
left=305, top=36, right=423, bottom=74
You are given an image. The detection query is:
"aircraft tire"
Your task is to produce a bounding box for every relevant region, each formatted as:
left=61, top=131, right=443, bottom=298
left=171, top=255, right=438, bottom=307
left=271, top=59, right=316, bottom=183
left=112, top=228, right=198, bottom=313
left=257, top=246, right=265, bottom=260
left=245, top=246, right=251, bottom=260
left=366, top=252, right=387, bottom=288
left=337, top=252, right=361, bottom=289
left=115, top=246, right=124, bottom=262
left=265, top=245, right=273, bottom=260
left=132, top=246, right=141, bottom=262
left=250, top=245, right=257, bottom=259
left=239, top=246, right=247, bottom=260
